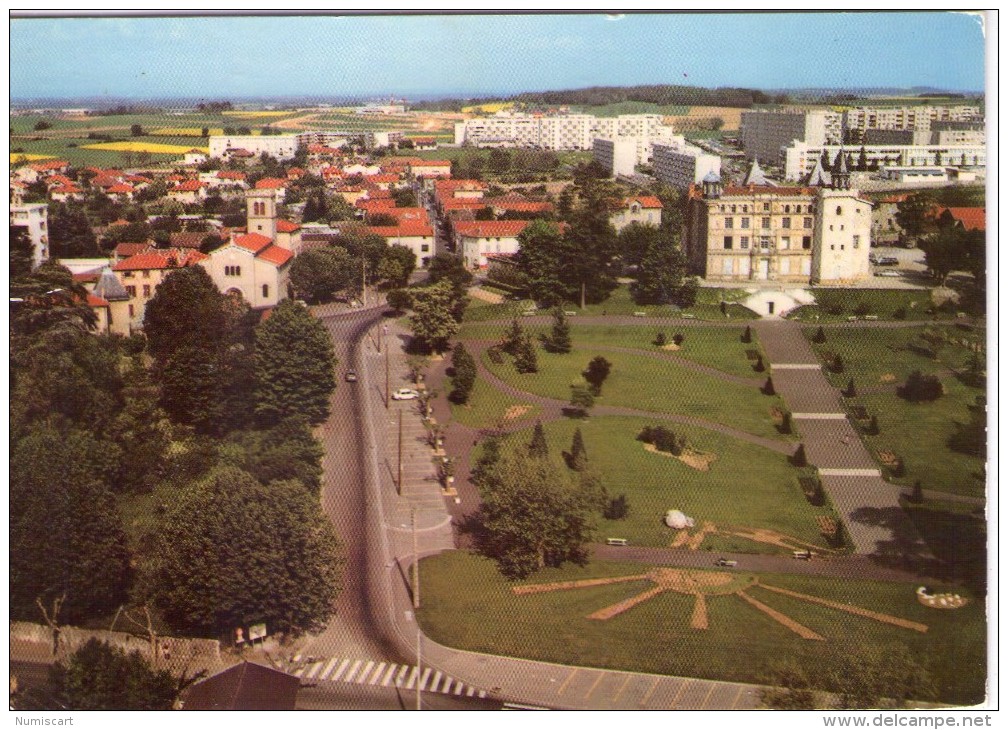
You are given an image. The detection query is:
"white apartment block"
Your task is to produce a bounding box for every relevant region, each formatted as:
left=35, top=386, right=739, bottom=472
left=454, top=113, right=677, bottom=153
left=842, top=105, right=982, bottom=134
left=784, top=141, right=986, bottom=181
left=652, top=142, right=722, bottom=191
left=593, top=138, right=639, bottom=177
left=208, top=134, right=299, bottom=160
left=739, top=109, right=842, bottom=162
left=9, top=197, right=49, bottom=270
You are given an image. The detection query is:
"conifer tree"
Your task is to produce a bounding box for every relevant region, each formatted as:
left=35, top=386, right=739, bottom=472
left=529, top=421, right=549, bottom=458
left=569, top=427, right=588, bottom=471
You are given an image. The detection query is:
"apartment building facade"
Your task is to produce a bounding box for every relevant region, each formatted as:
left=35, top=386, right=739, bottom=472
left=739, top=109, right=842, bottom=161
left=652, top=141, right=722, bottom=191
left=784, top=140, right=986, bottom=180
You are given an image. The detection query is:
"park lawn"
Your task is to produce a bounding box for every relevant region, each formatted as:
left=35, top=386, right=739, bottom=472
left=417, top=552, right=986, bottom=706
left=503, top=416, right=839, bottom=550
left=803, top=326, right=985, bottom=498
left=788, top=288, right=941, bottom=323
left=902, top=498, right=986, bottom=594
left=448, top=376, right=540, bottom=430
left=482, top=346, right=782, bottom=440
left=460, top=322, right=764, bottom=380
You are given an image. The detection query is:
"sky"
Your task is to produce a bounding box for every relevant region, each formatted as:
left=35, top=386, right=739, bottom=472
left=8, top=11, right=988, bottom=101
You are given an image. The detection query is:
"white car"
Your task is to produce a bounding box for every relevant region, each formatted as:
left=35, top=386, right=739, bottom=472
left=391, top=388, right=420, bottom=401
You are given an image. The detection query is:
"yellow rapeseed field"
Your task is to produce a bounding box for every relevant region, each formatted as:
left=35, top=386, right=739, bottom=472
left=461, top=101, right=514, bottom=114
left=221, top=110, right=296, bottom=118
left=81, top=141, right=209, bottom=154
left=10, top=153, right=54, bottom=163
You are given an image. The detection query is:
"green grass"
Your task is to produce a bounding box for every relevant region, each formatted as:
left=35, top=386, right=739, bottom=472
left=417, top=552, right=986, bottom=706
left=501, top=416, right=840, bottom=550
left=806, top=326, right=986, bottom=498
left=902, top=498, right=986, bottom=594
left=482, top=346, right=782, bottom=439
left=449, top=376, right=540, bottom=429
left=787, top=288, right=941, bottom=322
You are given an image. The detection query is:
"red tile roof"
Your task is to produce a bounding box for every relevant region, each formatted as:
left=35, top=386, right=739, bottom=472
left=173, top=180, right=203, bottom=192
left=170, top=232, right=207, bottom=249
left=625, top=195, right=663, bottom=209
left=115, top=242, right=151, bottom=258
left=363, top=173, right=400, bottom=184
left=276, top=219, right=301, bottom=233
left=73, top=269, right=103, bottom=284
left=228, top=148, right=255, bottom=157
left=412, top=160, right=451, bottom=167
left=47, top=174, right=74, bottom=186
left=257, top=245, right=294, bottom=266
left=28, top=160, right=69, bottom=172
left=255, top=177, right=287, bottom=189
left=389, top=207, right=429, bottom=222
left=217, top=170, right=247, bottom=180
left=50, top=184, right=81, bottom=195
left=936, top=206, right=985, bottom=231
left=287, top=167, right=306, bottom=178
left=232, top=233, right=273, bottom=254
left=107, top=183, right=134, bottom=194
left=454, top=220, right=531, bottom=238
left=440, top=198, right=488, bottom=210
left=368, top=223, right=434, bottom=238
left=356, top=198, right=397, bottom=212
left=87, top=293, right=110, bottom=308
left=113, top=249, right=207, bottom=271
left=491, top=200, right=554, bottom=214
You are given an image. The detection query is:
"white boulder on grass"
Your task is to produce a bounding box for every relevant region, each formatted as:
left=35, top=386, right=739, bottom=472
left=665, top=510, right=695, bottom=529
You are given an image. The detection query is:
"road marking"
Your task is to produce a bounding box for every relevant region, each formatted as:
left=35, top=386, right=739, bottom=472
left=331, top=659, right=351, bottom=682
left=639, top=677, right=660, bottom=706
left=418, top=667, right=432, bottom=691
left=318, top=657, right=339, bottom=680
left=819, top=468, right=883, bottom=477
left=454, top=682, right=465, bottom=696
left=355, top=660, right=375, bottom=684
left=395, top=664, right=408, bottom=686
left=670, top=679, right=692, bottom=708
left=343, top=659, right=363, bottom=683
left=612, top=675, right=632, bottom=704
left=584, top=672, right=604, bottom=699
left=466, top=686, right=475, bottom=697
left=700, top=683, right=716, bottom=709
left=557, top=668, right=578, bottom=696
left=442, top=677, right=453, bottom=694
left=430, top=670, right=442, bottom=692
left=381, top=663, right=398, bottom=686
left=792, top=412, right=848, bottom=419
left=369, top=662, right=386, bottom=685
left=730, top=685, right=745, bottom=709
left=478, top=690, right=487, bottom=699
left=304, top=661, right=324, bottom=680
left=770, top=363, right=820, bottom=369
left=404, top=667, right=418, bottom=690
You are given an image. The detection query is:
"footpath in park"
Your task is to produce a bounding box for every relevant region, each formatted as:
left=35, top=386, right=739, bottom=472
left=752, top=320, right=933, bottom=565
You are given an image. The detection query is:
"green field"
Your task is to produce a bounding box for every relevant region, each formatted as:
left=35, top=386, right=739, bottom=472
left=496, top=416, right=839, bottom=551
left=448, top=376, right=540, bottom=430
left=569, top=101, right=690, bottom=116
left=417, top=552, right=986, bottom=706
left=788, top=288, right=941, bottom=323
left=806, top=326, right=985, bottom=498
left=482, top=346, right=782, bottom=439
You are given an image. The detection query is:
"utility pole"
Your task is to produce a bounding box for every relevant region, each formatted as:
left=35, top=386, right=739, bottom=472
left=361, top=257, right=366, bottom=307
left=385, top=335, right=390, bottom=409
left=397, top=410, right=403, bottom=494
left=415, top=627, right=422, bottom=711
left=412, top=507, right=419, bottom=609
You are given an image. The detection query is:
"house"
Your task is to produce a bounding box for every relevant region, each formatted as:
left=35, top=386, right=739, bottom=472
left=487, top=196, right=555, bottom=219
left=14, top=159, right=70, bottom=184
left=454, top=219, right=535, bottom=270
left=113, top=248, right=209, bottom=329
left=408, top=160, right=452, bottom=179
left=89, top=267, right=132, bottom=336
left=367, top=222, right=436, bottom=267
left=933, top=206, right=985, bottom=232
left=114, top=241, right=152, bottom=261
left=170, top=231, right=209, bottom=250
left=106, top=183, right=135, bottom=202
left=182, top=149, right=209, bottom=166
left=49, top=183, right=83, bottom=203
left=202, top=232, right=292, bottom=308
left=609, top=196, right=663, bottom=232
left=410, top=136, right=437, bottom=150
left=871, top=193, right=910, bottom=245
left=167, top=180, right=206, bottom=205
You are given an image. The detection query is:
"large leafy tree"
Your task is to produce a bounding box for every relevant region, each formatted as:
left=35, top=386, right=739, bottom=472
left=894, top=192, right=938, bottom=242
left=10, top=426, right=130, bottom=623
left=137, top=467, right=344, bottom=637
left=107, top=357, right=171, bottom=494
left=10, top=225, right=35, bottom=279
left=918, top=225, right=973, bottom=285
left=449, top=341, right=477, bottom=405
left=38, top=639, right=180, bottom=711
left=632, top=230, right=696, bottom=306
left=377, top=244, right=417, bottom=288
left=425, top=252, right=472, bottom=321
left=289, top=246, right=355, bottom=303
left=10, top=261, right=98, bottom=337
left=515, top=219, right=571, bottom=306
left=48, top=201, right=99, bottom=258
left=475, top=448, right=600, bottom=579
left=336, top=230, right=388, bottom=282
left=143, top=266, right=228, bottom=361
left=254, top=299, right=337, bottom=425
left=408, top=279, right=460, bottom=354
left=223, top=417, right=325, bottom=493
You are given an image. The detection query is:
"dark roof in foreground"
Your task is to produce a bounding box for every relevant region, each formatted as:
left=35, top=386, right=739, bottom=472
left=182, top=661, right=300, bottom=711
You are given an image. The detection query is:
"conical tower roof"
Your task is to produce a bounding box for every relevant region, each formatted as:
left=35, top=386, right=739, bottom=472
left=744, top=158, right=768, bottom=186
left=805, top=157, right=833, bottom=187
left=93, top=267, right=130, bottom=302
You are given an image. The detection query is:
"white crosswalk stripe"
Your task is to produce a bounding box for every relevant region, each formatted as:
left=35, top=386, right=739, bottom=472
left=293, top=656, right=488, bottom=700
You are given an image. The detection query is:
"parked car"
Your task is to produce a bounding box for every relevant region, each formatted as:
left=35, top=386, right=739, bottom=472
left=345, top=370, right=358, bottom=382
left=877, top=256, right=900, bottom=266
left=868, top=252, right=879, bottom=265
left=715, top=558, right=738, bottom=568
left=874, top=270, right=901, bottom=278
left=391, top=388, right=420, bottom=401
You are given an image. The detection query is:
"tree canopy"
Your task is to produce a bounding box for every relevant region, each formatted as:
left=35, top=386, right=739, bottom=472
left=254, top=299, right=337, bottom=425
left=408, top=279, right=460, bottom=354
left=289, top=246, right=356, bottom=303
left=138, top=467, right=343, bottom=637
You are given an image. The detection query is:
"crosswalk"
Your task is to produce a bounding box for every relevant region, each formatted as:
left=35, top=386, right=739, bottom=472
left=290, top=656, right=488, bottom=699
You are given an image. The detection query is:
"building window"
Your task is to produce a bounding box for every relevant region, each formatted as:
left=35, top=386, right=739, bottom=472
left=741, top=217, right=750, bottom=229
left=830, top=244, right=835, bottom=250
left=760, top=236, right=771, bottom=249
left=853, top=235, right=861, bottom=248
left=802, top=236, right=812, bottom=250
left=722, top=258, right=733, bottom=275
left=262, top=284, right=269, bottom=298
left=804, top=217, right=813, bottom=228
left=742, top=205, right=748, bottom=212
left=780, top=236, right=790, bottom=250
left=128, top=304, right=135, bottom=318
left=836, top=206, right=843, bottom=215
left=740, top=236, right=749, bottom=249
left=723, top=236, right=733, bottom=250
left=782, top=216, right=791, bottom=229
left=763, top=203, right=770, bottom=212
left=122, top=271, right=134, bottom=278
left=126, top=285, right=137, bottom=297
left=421, top=244, right=430, bottom=252
left=761, top=217, right=771, bottom=229
left=143, top=285, right=151, bottom=298
left=725, top=217, right=733, bottom=229
left=224, top=265, right=242, bottom=276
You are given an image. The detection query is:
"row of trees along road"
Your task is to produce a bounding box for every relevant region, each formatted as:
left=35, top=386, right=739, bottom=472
left=10, top=260, right=344, bottom=646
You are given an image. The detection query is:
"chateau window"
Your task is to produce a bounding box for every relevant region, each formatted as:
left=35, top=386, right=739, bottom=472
left=128, top=304, right=135, bottom=318
left=836, top=206, right=843, bottom=215
left=804, top=217, right=813, bottom=228
left=782, top=217, right=791, bottom=229
left=741, top=217, right=750, bottom=229
left=740, top=236, right=749, bottom=249
left=763, top=203, right=770, bottom=212
left=722, top=258, right=733, bottom=275
left=802, top=236, right=812, bottom=250
left=853, top=235, right=860, bottom=249
left=761, top=217, right=771, bottom=229
left=780, top=236, right=790, bottom=250
left=760, top=236, right=771, bottom=249
left=723, top=236, right=733, bottom=250
left=784, top=205, right=791, bottom=213
left=725, top=217, right=734, bottom=229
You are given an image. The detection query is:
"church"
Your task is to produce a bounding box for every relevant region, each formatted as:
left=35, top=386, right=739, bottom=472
left=683, top=154, right=872, bottom=286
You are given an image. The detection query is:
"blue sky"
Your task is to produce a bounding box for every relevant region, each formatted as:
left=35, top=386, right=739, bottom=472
left=9, top=12, right=987, bottom=100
